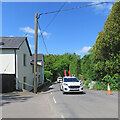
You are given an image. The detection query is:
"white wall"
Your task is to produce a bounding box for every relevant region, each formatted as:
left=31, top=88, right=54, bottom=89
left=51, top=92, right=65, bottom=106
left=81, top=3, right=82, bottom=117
left=16, top=41, right=33, bottom=91
left=32, top=61, right=44, bottom=86
left=0, top=41, right=44, bottom=92
left=0, top=49, right=15, bottom=74
left=37, top=60, right=44, bottom=85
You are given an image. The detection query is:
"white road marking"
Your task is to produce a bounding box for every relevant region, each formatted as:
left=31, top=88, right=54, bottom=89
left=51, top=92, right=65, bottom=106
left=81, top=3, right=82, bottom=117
left=53, top=97, right=56, bottom=103
left=51, top=92, right=53, bottom=95
left=61, top=114, right=64, bottom=118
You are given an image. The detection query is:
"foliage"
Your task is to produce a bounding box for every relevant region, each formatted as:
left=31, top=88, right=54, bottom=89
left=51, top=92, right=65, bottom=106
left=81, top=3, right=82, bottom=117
left=44, top=2, right=120, bottom=91
left=93, top=81, right=107, bottom=90
left=44, top=71, right=53, bottom=82
left=80, top=2, right=120, bottom=91
left=78, top=74, right=83, bottom=80
left=93, top=1, right=120, bottom=78
left=93, top=73, right=120, bottom=91
left=84, top=78, right=92, bottom=86
left=44, top=53, right=81, bottom=81
left=81, top=51, right=96, bottom=80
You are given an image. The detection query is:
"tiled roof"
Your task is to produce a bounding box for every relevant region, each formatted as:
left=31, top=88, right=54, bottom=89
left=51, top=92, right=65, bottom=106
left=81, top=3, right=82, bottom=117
left=0, top=37, right=32, bottom=56
left=31, top=54, right=44, bottom=61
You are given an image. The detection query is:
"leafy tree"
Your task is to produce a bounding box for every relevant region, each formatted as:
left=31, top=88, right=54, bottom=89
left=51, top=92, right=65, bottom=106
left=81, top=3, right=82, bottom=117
left=44, top=53, right=81, bottom=81
left=93, top=1, right=120, bottom=79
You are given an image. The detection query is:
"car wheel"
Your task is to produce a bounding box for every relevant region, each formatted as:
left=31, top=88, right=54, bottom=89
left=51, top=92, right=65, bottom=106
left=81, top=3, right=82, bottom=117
left=63, top=91, right=65, bottom=94
left=60, top=87, right=62, bottom=91
left=60, top=86, right=63, bottom=91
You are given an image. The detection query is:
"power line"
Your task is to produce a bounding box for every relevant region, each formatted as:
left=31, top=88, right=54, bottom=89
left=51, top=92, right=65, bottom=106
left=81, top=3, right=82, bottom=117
left=38, top=21, right=57, bottom=60
left=38, top=2, right=66, bottom=42
left=38, top=22, right=49, bottom=55
left=38, top=2, right=112, bottom=17
left=43, top=2, right=66, bottom=31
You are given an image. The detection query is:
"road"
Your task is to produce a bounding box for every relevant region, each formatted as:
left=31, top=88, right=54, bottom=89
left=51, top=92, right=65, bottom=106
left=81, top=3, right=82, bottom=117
left=1, top=82, right=118, bottom=118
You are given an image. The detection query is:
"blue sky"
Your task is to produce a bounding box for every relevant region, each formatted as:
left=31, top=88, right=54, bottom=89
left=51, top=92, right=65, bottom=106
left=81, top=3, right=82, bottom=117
left=2, top=2, right=114, bottom=57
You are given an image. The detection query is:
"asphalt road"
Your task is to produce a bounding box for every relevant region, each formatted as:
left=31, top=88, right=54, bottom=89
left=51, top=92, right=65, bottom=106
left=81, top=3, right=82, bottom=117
left=45, top=82, right=118, bottom=118
left=1, top=82, right=118, bottom=118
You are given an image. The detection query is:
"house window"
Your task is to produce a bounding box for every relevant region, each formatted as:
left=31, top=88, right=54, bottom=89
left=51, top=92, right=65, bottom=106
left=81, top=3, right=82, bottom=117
left=38, top=75, right=40, bottom=83
left=39, top=66, right=40, bottom=72
left=32, top=66, right=34, bottom=73
left=23, top=54, right=26, bottom=66
left=33, top=78, right=34, bottom=85
left=23, top=77, right=26, bottom=89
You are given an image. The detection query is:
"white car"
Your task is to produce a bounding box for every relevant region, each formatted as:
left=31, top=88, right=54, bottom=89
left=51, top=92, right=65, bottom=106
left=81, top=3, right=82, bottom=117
left=60, top=76, right=83, bottom=94
left=57, top=77, right=62, bottom=83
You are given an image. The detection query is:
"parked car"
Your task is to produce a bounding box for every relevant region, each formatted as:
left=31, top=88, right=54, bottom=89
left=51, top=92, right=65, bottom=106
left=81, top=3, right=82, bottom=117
left=60, top=76, right=83, bottom=94
left=57, top=77, right=63, bottom=83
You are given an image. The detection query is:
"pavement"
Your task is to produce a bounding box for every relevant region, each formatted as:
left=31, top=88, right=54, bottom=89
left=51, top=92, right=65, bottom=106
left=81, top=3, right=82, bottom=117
left=1, top=82, right=119, bottom=119
left=1, top=90, right=55, bottom=118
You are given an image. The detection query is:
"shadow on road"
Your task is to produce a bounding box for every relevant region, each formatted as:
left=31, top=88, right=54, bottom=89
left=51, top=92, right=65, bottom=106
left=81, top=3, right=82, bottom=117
left=63, top=91, right=86, bottom=95
left=2, top=91, right=33, bottom=106
left=38, top=82, right=61, bottom=94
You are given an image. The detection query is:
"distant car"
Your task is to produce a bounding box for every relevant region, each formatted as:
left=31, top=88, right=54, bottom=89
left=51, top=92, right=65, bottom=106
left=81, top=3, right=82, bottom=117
left=57, top=77, right=62, bottom=83
left=60, top=76, right=83, bottom=94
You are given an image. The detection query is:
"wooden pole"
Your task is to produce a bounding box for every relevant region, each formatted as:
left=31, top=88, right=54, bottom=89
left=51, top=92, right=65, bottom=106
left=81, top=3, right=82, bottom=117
left=34, top=13, right=38, bottom=94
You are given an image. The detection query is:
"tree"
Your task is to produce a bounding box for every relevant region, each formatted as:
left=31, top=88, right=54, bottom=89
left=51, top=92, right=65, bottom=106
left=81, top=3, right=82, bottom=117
left=93, top=1, right=120, bottom=78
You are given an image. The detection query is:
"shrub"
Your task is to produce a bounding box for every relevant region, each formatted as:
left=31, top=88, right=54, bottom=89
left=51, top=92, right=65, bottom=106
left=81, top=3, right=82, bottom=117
left=111, top=73, right=120, bottom=91
left=102, top=74, right=112, bottom=83
left=93, top=81, right=107, bottom=90
left=44, top=71, right=53, bottom=82
left=95, top=74, right=120, bottom=91
left=78, top=74, right=83, bottom=80
left=85, top=78, right=92, bottom=86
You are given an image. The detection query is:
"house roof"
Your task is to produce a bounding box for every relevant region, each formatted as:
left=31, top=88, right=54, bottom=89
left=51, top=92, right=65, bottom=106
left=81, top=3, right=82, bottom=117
left=31, top=54, right=44, bottom=61
left=30, top=54, right=44, bottom=66
left=0, top=37, right=32, bottom=56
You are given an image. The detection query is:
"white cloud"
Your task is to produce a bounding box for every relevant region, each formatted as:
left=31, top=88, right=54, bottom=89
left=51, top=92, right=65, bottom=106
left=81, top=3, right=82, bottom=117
left=96, top=3, right=112, bottom=10
left=29, top=44, right=34, bottom=48
left=20, top=27, right=50, bottom=36
left=20, top=27, right=35, bottom=34
left=76, top=46, right=92, bottom=55
left=43, top=32, right=49, bottom=36
left=92, top=2, right=114, bottom=15
left=9, top=35, right=14, bottom=37
left=29, top=44, right=35, bottom=53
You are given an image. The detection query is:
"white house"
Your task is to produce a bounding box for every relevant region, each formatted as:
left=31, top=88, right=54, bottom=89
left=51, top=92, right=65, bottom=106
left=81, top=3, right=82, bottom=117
left=0, top=37, right=44, bottom=93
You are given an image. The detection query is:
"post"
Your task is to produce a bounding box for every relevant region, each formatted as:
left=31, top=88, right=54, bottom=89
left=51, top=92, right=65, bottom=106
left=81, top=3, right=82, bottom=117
left=34, top=13, right=38, bottom=93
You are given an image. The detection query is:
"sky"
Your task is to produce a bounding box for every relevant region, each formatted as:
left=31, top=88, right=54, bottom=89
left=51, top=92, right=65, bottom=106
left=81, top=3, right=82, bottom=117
left=2, top=1, right=115, bottom=57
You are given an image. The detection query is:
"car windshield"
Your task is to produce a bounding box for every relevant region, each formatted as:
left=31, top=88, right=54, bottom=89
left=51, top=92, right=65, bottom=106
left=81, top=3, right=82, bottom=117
left=64, top=78, right=79, bottom=82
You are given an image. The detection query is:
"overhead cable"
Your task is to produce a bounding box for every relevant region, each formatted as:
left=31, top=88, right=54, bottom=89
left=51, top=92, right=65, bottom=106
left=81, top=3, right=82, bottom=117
left=38, top=2, right=112, bottom=17
left=38, top=22, right=49, bottom=55
left=43, top=2, right=66, bottom=31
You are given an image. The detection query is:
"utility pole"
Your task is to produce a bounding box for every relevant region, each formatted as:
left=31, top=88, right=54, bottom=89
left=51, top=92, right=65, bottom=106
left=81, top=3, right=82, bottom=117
left=34, top=13, right=38, bottom=93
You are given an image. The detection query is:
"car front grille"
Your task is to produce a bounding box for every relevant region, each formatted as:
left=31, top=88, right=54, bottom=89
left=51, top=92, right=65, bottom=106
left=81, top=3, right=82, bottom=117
left=70, top=89, right=79, bottom=91
left=68, top=86, right=80, bottom=88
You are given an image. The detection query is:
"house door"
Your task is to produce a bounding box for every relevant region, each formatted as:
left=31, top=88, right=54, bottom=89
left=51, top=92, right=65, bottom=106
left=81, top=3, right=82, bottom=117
left=0, top=74, right=16, bottom=93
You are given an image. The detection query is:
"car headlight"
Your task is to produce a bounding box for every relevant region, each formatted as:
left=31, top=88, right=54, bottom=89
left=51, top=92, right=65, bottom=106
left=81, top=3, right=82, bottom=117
left=80, top=83, right=83, bottom=86
left=64, top=83, right=68, bottom=86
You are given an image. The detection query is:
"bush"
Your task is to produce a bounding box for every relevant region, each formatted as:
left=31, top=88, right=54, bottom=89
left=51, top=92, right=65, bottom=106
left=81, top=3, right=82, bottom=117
left=93, top=81, right=107, bottom=90
left=102, top=74, right=112, bottom=83
left=93, top=74, right=120, bottom=91
left=44, top=71, right=53, bottom=82
left=101, top=74, right=120, bottom=90
left=111, top=73, right=120, bottom=91
left=84, top=78, right=92, bottom=87
left=78, top=74, right=83, bottom=80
